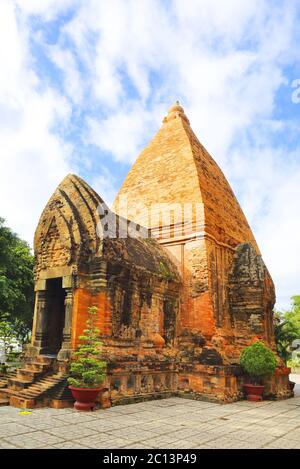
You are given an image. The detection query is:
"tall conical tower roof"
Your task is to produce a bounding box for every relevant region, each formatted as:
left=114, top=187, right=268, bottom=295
left=113, top=102, right=258, bottom=251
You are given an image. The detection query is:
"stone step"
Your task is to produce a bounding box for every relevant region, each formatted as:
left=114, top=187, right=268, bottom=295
left=49, top=399, right=73, bottom=409
left=21, top=391, right=46, bottom=398
left=11, top=369, right=59, bottom=391
left=0, top=397, right=9, bottom=406
left=35, top=355, right=55, bottom=365
left=0, top=389, right=9, bottom=399
left=0, top=372, right=16, bottom=388
left=37, top=376, right=64, bottom=385
left=5, top=375, right=64, bottom=400
left=4, top=354, right=69, bottom=409
left=0, top=379, right=8, bottom=388
left=9, top=395, right=36, bottom=409
left=8, top=378, right=33, bottom=391
left=2, top=388, right=20, bottom=396
left=29, top=384, right=58, bottom=391
left=16, top=368, right=43, bottom=381
left=5, top=388, right=40, bottom=399
left=25, top=362, right=50, bottom=372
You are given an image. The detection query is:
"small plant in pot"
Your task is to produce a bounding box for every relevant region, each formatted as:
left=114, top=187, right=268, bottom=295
left=240, top=340, right=277, bottom=402
left=68, top=306, right=107, bottom=411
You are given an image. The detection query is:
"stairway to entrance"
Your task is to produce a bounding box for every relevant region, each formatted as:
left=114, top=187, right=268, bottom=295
left=0, top=355, right=73, bottom=409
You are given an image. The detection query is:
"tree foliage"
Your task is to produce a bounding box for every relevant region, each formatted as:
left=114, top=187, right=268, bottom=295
left=0, top=317, right=17, bottom=355
left=68, top=306, right=107, bottom=388
left=274, top=296, right=300, bottom=363
left=0, top=217, right=34, bottom=342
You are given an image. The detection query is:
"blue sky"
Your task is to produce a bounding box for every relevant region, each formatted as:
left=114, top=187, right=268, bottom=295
left=0, top=0, right=300, bottom=310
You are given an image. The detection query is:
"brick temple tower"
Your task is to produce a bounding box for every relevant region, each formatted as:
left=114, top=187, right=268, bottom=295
left=114, top=102, right=275, bottom=364
left=0, top=103, right=292, bottom=409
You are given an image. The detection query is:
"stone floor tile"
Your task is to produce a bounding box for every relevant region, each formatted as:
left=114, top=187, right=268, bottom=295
left=44, top=424, right=99, bottom=439
left=52, top=442, right=92, bottom=449
left=6, top=431, right=63, bottom=448
left=81, top=418, right=140, bottom=432
left=74, top=435, right=133, bottom=449
left=228, top=429, right=275, bottom=445
left=0, top=440, right=20, bottom=449
left=107, top=429, right=157, bottom=440
left=139, top=433, right=192, bottom=447
left=52, top=412, right=101, bottom=425
left=0, top=422, right=33, bottom=437
left=204, top=426, right=239, bottom=438
left=248, top=424, right=290, bottom=438
left=204, top=437, right=261, bottom=449
left=124, top=443, right=155, bottom=449
left=153, top=440, right=196, bottom=449
left=17, top=417, right=70, bottom=431
left=263, top=438, right=300, bottom=449
left=0, top=394, right=300, bottom=449
left=165, top=428, right=202, bottom=439
left=185, top=433, right=218, bottom=445
left=0, top=416, right=20, bottom=424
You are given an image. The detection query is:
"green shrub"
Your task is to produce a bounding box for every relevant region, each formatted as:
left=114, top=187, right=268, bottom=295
left=0, top=363, right=8, bottom=375
left=240, top=341, right=276, bottom=384
left=67, top=306, right=107, bottom=389
left=6, top=351, right=21, bottom=362
left=287, top=357, right=300, bottom=370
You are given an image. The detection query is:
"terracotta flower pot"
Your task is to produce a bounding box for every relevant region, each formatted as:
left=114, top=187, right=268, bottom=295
left=69, top=385, right=102, bottom=411
left=243, top=383, right=265, bottom=402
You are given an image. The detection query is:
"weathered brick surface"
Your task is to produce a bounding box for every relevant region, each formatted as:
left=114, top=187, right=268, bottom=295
left=114, top=102, right=258, bottom=249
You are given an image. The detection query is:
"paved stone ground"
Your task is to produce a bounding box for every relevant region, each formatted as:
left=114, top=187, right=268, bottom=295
left=0, top=375, right=299, bottom=449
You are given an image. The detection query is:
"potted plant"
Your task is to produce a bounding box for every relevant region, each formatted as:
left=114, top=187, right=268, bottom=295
left=240, top=340, right=277, bottom=401
left=68, top=306, right=107, bottom=411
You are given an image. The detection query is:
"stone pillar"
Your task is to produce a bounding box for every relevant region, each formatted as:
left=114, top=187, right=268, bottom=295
left=33, top=289, right=48, bottom=353
left=63, top=288, right=73, bottom=343
left=57, top=287, right=73, bottom=361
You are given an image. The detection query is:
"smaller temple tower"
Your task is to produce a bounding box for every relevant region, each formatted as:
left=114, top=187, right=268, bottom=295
left=31, top=174, right=181, bottom=361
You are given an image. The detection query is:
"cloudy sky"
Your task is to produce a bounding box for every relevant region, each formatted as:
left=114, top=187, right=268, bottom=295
left=0, top=0, right=300, bottom=310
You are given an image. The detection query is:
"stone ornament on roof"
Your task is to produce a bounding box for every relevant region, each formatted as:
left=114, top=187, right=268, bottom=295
left=163, top=100, right=190, bottom=125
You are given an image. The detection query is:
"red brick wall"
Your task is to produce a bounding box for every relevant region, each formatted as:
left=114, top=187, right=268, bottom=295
left=71, top=289, right=112, bottom=349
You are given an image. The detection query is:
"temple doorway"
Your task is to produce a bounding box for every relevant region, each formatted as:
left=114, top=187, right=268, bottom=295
left=45, top=277, right=66, bottom=354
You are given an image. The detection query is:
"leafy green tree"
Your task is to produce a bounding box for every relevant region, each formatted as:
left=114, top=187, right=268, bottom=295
left=0, top=317, right=17, bottom=356
left=284, top=296, right=300, bottom=332
left=68, top=306, right=107, bottom=388
left=0, top=217, right=34, bottom=343
left=274, top=296, right=300, bottom=363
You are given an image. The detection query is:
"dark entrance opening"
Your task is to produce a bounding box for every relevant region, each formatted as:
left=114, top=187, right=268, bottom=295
left=45, top=277, right=66, bottom=354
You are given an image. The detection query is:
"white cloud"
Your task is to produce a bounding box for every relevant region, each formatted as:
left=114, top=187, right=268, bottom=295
left=91, top=167, right=118, bottom=208
left=55, top=0, right=296, bottom=161
left=86, top=102, right=160, bottom=163
left=47, top=46, right=83, bottom=105
left=255, top=165, right=300, bottom=309
left=0, top=0, right=73, bottom=243
left=15, top=0, right=74, bottom=21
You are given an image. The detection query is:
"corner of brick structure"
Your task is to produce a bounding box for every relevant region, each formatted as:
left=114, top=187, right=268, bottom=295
left=263, top=367, right=294, bottom=400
